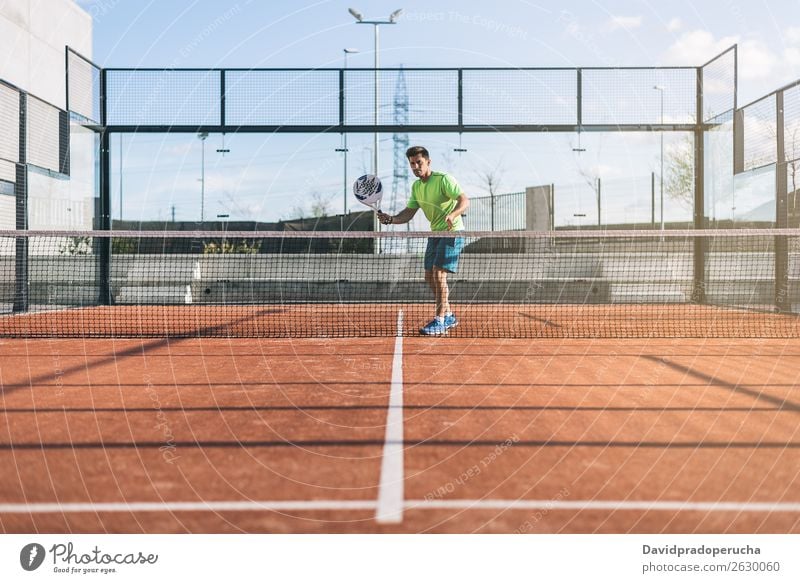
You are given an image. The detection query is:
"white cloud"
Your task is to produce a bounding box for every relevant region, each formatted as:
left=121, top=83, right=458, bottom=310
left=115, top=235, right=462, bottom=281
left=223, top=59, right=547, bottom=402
left=608, top=15, right=643, bottom=30
left=163, top=143, right=194, bottom=157
left=663, top=30, right=800, bottom=102
left=786, top=47, right=800, bottom=69
left=786, top=27, right=800, bottom=45
left=662, top=30, right=776, bottom=80
left=667, top=18, right=682, bottom=33
left=662, top=30, right=738, bottom=66
left=565, top=22, right=581, bottom=36
left=592, top=164, right=625, bottom=179
left=738, top=38, right=780, bottom=82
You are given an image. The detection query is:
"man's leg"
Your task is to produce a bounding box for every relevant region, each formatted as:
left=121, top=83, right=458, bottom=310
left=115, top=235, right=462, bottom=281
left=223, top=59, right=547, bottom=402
left=420, top=239, right=455, bottom=335
left=431, top=266, right=449, bottom=318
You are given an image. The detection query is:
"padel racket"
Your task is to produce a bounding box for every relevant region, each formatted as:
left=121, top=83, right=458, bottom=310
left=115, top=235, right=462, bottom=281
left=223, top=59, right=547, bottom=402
left=353, top=174, right=383, bottom=211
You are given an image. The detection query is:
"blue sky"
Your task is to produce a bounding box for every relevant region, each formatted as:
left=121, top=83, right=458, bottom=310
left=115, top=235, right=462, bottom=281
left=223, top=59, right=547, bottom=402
left=80, top=0, right=800, bottom=101
left=73, top=0, right=800, bottom=225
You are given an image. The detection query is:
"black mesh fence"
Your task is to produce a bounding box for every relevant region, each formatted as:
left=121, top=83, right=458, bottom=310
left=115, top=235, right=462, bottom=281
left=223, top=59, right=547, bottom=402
left=581, top=68, right=697, bottom=126
left=66, top=48, right=101, bottom=124
left=104, top=67, right=700, bottom=129
left=462, top=69, right=576, bottom=125
left=26, top=96, right=64, bottom=173
left=226, top=69, right=339, bottom=126
left=702, top=47, right=736, bottom=123
left=784, top=83, right=800, bottom=164
left=740, top=94, right=777, bottom=172
left=0, top=82, right=19, bottom=166
left=107, top=69, right=222, bottom=126
left=346, top=69, right=458, bottom=126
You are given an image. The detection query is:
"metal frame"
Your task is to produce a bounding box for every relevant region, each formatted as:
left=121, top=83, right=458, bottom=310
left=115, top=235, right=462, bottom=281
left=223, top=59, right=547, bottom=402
left=55, top=45, right=754, bottom=313
left=98, top=65, right=702, bottom=135
left=13, top=91, right=28, bottom=313
left=731, top=63, right=800, bottom=312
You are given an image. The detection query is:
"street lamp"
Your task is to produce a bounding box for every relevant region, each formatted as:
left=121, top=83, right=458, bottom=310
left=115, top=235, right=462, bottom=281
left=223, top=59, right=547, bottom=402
left=198, top=131, right=208, bottom=223
left=336, top=48, right=359, bottom=225
left=348, top=7, right=402, bottom=176
left=653, top=85, right=665, bottom=232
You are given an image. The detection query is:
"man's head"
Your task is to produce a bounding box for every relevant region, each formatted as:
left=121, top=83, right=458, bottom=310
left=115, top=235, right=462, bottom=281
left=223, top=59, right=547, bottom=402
left=406, top=146, right=431, bottom=179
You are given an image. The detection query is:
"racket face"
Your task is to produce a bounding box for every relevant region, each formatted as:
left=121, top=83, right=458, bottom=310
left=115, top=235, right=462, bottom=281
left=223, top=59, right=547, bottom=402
left=353, top=174, right=383, bottom=208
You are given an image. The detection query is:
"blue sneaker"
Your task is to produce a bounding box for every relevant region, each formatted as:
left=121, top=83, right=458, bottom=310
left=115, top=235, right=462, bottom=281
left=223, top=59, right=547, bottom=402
left=420, top=317, right=448, bottom=336
left=443, top=313, right=458, bottom=330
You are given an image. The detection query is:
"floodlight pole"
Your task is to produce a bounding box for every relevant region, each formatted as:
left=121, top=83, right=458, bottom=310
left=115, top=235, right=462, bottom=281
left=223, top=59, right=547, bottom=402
left=654, top=85, right=665, bottom=232
left=349, top=8, right=402, bottom=177
left=338, top=48, right=359, bottom=224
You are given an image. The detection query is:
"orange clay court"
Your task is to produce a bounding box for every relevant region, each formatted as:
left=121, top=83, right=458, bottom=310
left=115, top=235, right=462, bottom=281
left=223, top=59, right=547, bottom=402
left=1, top=305, right=799, bottom=534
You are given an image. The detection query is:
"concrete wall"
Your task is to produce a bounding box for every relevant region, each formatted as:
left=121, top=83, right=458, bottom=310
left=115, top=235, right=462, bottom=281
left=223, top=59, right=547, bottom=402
left=0, top=1, right=94, bottom=230
left=0, top=0, right=92, bottom=108
left=526, top=185, right=553, bottom=231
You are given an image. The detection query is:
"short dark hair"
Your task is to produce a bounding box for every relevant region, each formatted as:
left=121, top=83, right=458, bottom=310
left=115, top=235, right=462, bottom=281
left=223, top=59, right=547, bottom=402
left=406, top=146, right=430, bottom=159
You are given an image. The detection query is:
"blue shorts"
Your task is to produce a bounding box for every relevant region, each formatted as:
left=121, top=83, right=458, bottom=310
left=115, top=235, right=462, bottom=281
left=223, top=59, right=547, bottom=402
left=424, top=236, right=465, bottom=273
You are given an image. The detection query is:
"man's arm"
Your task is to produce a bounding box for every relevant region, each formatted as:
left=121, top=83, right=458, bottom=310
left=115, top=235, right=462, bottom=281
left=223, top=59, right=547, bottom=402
left=444, top=194, right=469, bottom=230
left=377, top=207, right=418, bottom=225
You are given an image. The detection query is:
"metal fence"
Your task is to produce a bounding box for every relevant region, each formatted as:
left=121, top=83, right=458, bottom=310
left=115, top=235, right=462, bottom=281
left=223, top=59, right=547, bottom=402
left=67, top=47, right=101, bottom=124
left=464, top=191, right=526, bottom=231
left=734, top=77, right=800, bottom=227
left=100, top=66, right=700, bottom=132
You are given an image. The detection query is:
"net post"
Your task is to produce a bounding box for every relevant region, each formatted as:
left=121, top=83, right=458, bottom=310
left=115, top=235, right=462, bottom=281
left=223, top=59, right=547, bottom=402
left=775, top=89, right=790, bottom=312
left=98, top=68, right=113, bottom=306
left=692, top=66, right=706, bottom=304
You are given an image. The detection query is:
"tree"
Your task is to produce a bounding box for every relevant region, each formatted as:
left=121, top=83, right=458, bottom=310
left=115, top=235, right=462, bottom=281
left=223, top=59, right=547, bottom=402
left=290, top=191, right=335, bottom=219
left=309, top=192, right=335, bottom=217
left=475, top=160, right=504, bottom=230
left=663, top=134, right=695, bottom=210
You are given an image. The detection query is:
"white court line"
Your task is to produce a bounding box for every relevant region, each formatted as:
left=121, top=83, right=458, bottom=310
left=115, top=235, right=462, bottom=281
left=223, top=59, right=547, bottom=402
left=406, top=499, right=800, bottom=513
left=2, top=499, right=799, bottom=514
left=375, top=309, right=405, bottom=524
left=0, top=501, right=378, bottom=514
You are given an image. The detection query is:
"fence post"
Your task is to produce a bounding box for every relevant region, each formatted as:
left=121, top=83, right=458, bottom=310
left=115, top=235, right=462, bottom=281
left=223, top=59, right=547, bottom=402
left=98, top=68, right=112, bottom=305
left=692, top=65, right=706, bottom=304
left=651, top=171, right=655, bottom=226
left=13, top=92, right=28, bottom=313
left=597, top=177, right=601, bottom=226
left=776, top=90, right=789, bottom=312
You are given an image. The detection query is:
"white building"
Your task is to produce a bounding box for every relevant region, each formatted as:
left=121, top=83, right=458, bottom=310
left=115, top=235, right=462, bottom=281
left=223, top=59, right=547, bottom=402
left=0, top=0, right=93, bottom=230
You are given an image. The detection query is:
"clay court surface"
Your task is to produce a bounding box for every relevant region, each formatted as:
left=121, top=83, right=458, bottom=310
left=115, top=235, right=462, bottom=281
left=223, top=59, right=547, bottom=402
left=1, top=312, right=799, bottom=533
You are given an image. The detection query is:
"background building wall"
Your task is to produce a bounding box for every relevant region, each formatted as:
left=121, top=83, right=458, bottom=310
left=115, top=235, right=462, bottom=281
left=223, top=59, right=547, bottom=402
left=0, top=0, right=92, bottom=107
left=0, top=0, right=93, bottom=230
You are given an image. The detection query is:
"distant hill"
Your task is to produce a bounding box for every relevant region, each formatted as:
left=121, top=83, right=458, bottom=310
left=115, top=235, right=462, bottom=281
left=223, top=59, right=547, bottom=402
left=738, top=200, right=774, bottom=222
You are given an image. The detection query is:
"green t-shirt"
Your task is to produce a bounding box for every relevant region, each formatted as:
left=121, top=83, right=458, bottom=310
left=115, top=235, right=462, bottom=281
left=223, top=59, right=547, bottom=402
left=406, top=171, right=464, bottom=232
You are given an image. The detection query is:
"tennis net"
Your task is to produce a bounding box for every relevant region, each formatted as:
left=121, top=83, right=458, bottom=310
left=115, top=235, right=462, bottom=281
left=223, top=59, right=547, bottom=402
left=1, top=229, right=799, bottom=338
